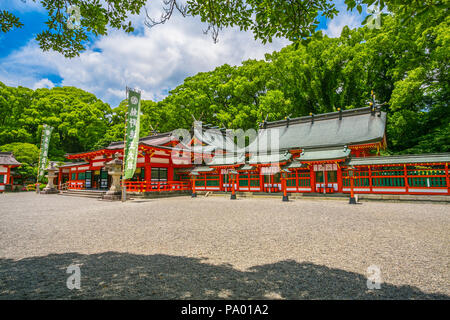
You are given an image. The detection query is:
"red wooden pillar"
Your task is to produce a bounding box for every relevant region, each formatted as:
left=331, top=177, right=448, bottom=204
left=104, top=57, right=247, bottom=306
left=369, top=165, right=373, bottom=193
left=445, top=163, right=449, bottom=195
left=219, top=170, right=224, bottom=191
left=10, top=169, right=14, bottom=186
left=310, top=165, right=315, bottom=192
left=168, top=156, right=174, bottom=181
left=337, top=164, right=342, bottom=192
left=6, top=167, right=11, bottom=187
left=58, top=168, right=62, bottom=190
left=404, top=164, right=409, bottom=194
left=145, top=153, right=151, bottom=191
left=191, top=175, right=197, bottom=197
left=259, top=167, right=264, bottom=192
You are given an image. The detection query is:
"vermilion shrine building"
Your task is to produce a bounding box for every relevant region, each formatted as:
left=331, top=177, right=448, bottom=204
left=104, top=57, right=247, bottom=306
left=0, top=152, right=21, bottom=192
left=61, top=106, right=450, bottom=196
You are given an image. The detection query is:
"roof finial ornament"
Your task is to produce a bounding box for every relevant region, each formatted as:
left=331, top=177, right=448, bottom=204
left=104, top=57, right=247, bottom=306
left=370, top=90, right=376, bottom=116
left=338, top=108, right=342, bottom=120
left=259, top=114, right=269, bottom=129
left=149, top=123, right=159, bottom=136
left=285, top=113, right=291, bottom=127
left=309, top=112, right=314, bottom=124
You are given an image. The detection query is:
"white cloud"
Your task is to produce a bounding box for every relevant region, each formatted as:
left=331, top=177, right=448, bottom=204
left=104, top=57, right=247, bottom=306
left=324, top=10, right=363, bottom=38
left=2, top=0, right=45, bottom=13
left=0, top=4, right=289, bottom=107
left=1, top=0, right=366, bottom=107
left=32, top=78, right=54, bottom=89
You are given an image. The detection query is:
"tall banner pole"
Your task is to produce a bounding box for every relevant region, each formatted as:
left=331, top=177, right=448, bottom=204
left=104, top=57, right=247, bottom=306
left=121, top=87, right=129, bottom=202
left=36, top=125, right=44, bottom=194
left=36, top=124, right=53, bottom=194
left=122, top=87, right=142, bottom=202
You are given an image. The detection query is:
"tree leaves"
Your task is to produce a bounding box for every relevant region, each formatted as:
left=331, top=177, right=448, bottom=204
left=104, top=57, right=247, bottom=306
left=0, top=10, right=23, bottom=33
left=4, top=1, right=444, bottom=57
left=0, top=84, right=112, bottom=159
left=0, top=142, right=40, bottom=179
left=0, top=2, right=448, bottom=165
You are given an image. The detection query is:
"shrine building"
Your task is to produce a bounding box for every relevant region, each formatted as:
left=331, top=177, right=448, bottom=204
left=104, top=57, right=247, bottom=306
left=61, top=106, right=450, bottom=197
left=0, top=152, right=21, bottom=192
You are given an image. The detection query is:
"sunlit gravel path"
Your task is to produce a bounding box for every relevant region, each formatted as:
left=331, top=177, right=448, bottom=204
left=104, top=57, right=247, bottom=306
left=0, top=192, right=448, bottom=299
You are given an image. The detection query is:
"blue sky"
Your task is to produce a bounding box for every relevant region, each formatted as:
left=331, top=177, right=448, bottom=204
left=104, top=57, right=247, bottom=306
left=0, top=0, right=368, bottom=107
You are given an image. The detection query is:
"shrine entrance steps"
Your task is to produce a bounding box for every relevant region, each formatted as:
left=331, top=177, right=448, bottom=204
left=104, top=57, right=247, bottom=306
left=59, top=189, right=107, bottom=199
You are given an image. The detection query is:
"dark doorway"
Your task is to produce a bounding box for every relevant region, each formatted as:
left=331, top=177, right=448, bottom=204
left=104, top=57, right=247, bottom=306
left=85, top=171, right=92, bottom=189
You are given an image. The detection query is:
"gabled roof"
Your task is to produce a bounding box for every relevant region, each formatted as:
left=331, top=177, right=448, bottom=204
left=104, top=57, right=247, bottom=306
left=58, top=161, right=89, bottom=168
left=66, top=131, right=177, bottom=159
left=248, top=151, right=292, bottom=164
left=193, top=122, right=236, bottom=152
left=207, top=153, right=245, bottom=166
left=140, top=132, right=174, bottom=145
left=238, top=164, right=255, bottom=171
left=283, top=161, right=306, bottom=169
left=191, top=166, right=215, bottom=173
left=248, top=107, right=386, bottom=152
left=0, top=152, right=21, bottom=166
left=107, top=131, right=174, bottom=150
left=299, top=146, right=351, bottom=162
left=348, top=153, right=450, bottom=166
left=189, top=145, right=216, bottom=154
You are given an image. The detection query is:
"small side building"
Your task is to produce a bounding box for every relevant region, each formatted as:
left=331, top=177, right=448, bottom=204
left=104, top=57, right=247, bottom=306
left=0, top=152, right=21, bottom=192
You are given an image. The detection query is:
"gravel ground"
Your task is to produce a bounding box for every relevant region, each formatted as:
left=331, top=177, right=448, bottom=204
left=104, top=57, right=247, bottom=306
left=0, top=192, right=448, bottom=299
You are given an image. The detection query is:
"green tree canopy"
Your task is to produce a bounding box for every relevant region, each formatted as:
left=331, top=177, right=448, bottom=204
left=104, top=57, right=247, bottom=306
left=1, top=0, right=445, bottom=57
left=0, top=83, right=112, bottom=160
left=0, top=3, right=448, bottom=167
left=0, top=142, right=40, bottom=179
left=138, top=7, right=448, bottom=153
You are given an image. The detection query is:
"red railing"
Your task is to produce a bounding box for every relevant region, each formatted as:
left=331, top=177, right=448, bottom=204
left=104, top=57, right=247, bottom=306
left=68, top=180, right=85, bottom=190
left=123, top=180, right=191, bottom=192
left=342, top=165, right=449, bottom=195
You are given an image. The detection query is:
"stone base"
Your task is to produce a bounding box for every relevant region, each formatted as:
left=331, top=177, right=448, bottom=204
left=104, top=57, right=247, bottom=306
left=282, top=195, right=289, bottom=202
left=102, top=192, right=122, bottom=201
left=41, top=188, right=58, bottom=194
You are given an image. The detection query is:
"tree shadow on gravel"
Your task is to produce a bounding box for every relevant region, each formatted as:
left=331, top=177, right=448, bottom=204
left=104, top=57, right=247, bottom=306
left=0, top=252, right=447, bottom=300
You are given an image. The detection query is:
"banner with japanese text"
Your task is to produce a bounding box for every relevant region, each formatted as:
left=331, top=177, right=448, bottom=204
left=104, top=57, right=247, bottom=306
left=38, top=124, right=54, bottom=180
left=123, top=89, right=141, bottom=180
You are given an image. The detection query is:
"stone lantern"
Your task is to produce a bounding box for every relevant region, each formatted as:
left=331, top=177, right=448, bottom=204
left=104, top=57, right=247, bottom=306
left=103, top=152, right=123, bottom=200
left=42, top=161, right=58, bottom=194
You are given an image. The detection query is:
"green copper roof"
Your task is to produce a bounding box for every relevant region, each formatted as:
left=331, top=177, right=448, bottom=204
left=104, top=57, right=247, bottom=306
left=0, top=152, right=21, bottom=166
left=238, top=164, right=255, bottom=171
left=207, top=153, right=245, bottom=166
left=248, top=107, right=386, bottom=152
left=191, top=166, right=216, bottom=173
left=189, top=145, right=216, bottom=154
left=283, top=161, right=306, bottom=169
left=299, top=147, right=351, bottom=161
left=193, top=122, right=236, bottom=152
left=348, top=153, right=450, bottom=166
left=249, top=151, right=292, bottom=164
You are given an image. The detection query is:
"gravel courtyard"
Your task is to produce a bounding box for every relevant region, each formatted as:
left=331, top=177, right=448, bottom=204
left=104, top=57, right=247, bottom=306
left=0, top=192, right=448, bottom=299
